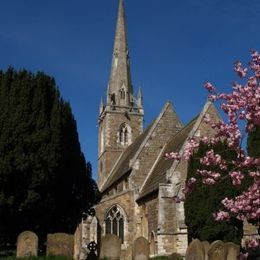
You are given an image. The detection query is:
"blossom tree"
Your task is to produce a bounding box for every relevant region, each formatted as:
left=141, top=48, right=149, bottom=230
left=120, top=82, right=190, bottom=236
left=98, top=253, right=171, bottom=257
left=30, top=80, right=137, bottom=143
left=166, top=50, right=260, bottom=248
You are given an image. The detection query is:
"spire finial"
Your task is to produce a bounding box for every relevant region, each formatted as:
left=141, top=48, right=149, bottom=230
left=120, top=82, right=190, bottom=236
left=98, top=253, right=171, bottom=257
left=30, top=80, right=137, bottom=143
left=99, top=97, right=104, bottom=115
left=137, top=87, right=143, bottom=113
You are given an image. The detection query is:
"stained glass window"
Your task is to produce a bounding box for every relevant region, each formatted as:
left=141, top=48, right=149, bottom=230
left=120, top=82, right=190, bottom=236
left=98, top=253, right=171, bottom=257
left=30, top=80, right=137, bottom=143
left=105, top=206, right=125, bottom=243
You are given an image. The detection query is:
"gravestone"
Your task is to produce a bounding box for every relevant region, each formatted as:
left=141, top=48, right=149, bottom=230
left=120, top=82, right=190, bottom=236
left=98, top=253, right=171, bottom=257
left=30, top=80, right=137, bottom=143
left=225, top=242, right=240, bottom=260
left=47, top=233, right=74, bottom=257
left=202, top=241, right=210, bottom=260
left=208, top=240, right=226, bottom=260
left=168, top=252, right=183, bottom=259
left=133, top=237, right=149, bottom=260
left=16, top=231, right=38, bottom=258
left=186, top=239, right=205, bottom=260
left=86, top=241, right=98, bottom=260
left=100, top=234, right=121, bottom=259
left=74, top=224, right=82, bottom=260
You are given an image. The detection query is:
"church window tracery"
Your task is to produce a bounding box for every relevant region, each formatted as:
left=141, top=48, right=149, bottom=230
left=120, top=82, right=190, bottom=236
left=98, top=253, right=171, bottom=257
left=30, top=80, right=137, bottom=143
left=119, top=123, right=131, bottom=145
left=105, top=205, right=125, bottom=243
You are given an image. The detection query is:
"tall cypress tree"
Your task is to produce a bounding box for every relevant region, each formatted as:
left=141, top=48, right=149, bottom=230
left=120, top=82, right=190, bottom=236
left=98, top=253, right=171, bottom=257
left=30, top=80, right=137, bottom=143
left=185, top=141, right=243, bottom=244
left=0, top=68, right=99, bottom=250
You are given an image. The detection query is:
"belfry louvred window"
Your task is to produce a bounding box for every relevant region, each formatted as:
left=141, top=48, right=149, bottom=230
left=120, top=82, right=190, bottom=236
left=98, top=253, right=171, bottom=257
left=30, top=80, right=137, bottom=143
left=105, top=206, right=124, bottom=243
left=120, top=88, right=125, bottom=99
left=119, top=123, right=129, bottom=145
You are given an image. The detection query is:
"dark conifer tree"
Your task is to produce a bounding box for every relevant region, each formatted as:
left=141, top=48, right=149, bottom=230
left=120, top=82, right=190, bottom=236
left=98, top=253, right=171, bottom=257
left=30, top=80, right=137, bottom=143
left=185, top=141, right=243, bottom=244
left=0, top=68, right=99, bottom=250
left=247, top=126, right=260, bottom=157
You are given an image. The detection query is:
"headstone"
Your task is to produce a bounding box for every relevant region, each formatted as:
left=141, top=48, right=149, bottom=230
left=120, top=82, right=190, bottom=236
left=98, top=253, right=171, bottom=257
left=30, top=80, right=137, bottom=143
left=100, top=234, right=121, bottom=260
left=47, top=233, right=74, bottom=257
left=225, top=242, right=240, bottom=260
left=208, top=240, right=226, bottom=260
left=168, top=252, right=183, bottom=259
left=133, top=237, right=149, bottom=260
left=185, top=239, right=205, bottom=260
left=74, top=224, right=82, bottom=260
left=89, top=216, right=98, bottom=242
left=16, top=231, right=38, bottom=258
left=86, top=241, right=98, bottom=260
left=202, top=241, right=210, bottom=260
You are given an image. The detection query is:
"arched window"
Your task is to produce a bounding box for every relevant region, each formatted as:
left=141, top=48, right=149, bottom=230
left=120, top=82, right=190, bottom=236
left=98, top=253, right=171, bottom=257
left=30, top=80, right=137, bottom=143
left=119, top=123, right=131, bottom=146
left=125, top=127, right=128, bottom=142
left=120, top=88, right=125, bottom=99
left=111, top=93, right=116, bottom=105
left=105, top=206, right=125, bottom=243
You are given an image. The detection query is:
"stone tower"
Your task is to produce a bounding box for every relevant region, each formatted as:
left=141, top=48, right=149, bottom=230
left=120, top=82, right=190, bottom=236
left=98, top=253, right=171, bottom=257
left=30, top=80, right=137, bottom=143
left=98, top=0, right=144, bottom=188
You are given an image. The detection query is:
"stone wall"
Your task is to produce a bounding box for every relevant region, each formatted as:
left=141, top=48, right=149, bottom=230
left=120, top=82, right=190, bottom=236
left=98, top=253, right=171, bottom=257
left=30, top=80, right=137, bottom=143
left=98, top=110, right=143, bottom=187
left=146, top=196, right=159, bottom=239
left=157, top=184, right=178, bottom=255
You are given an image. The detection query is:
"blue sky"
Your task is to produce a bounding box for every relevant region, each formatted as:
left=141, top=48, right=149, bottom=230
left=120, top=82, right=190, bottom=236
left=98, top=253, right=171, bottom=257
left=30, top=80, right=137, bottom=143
left=0, top=0, right=259, bottom=179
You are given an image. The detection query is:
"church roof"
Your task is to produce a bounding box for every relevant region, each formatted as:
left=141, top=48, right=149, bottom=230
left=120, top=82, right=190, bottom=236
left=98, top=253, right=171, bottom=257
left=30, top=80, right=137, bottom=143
left=137, top=116, right=198, bottom=200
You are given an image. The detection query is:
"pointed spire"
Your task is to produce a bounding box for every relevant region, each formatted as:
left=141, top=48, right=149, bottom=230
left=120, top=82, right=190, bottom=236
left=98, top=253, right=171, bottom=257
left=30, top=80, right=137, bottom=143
left=137, top=87, right=144, bottom=115
left=107, top=0, right=133, bottom=108
left=137, top=87, right=143, bottom=107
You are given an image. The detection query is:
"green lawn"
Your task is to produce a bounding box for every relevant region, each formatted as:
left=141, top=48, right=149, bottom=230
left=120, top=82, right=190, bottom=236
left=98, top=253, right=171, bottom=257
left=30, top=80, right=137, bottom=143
left=0, top=256, right=73, bottom=260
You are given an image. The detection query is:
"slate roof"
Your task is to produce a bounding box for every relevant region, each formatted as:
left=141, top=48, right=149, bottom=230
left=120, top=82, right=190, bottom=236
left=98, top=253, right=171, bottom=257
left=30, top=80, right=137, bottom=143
left=138, top=116, right=198, bottom=200
left=100, top=121, right=155, bottom=193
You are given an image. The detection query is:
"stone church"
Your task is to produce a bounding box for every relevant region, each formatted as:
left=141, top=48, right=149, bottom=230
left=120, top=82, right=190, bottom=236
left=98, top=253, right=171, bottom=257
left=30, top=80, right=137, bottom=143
left=75, top=0, right=256, bottom=259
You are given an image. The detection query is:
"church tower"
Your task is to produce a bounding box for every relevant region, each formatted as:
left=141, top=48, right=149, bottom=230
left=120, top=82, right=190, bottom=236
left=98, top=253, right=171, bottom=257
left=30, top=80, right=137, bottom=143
left=98, top=0, right=144, bottom=188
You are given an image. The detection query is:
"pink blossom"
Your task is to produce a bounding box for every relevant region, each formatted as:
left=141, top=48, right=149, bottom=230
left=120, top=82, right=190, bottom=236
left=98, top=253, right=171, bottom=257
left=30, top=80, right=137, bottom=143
left=246, top=239, right=259, bottom=248
left=204, top=82, right=216, bottom=92
left=166, top=51, right=260, bottom=227
left=239, top=252, right=248, bottom=260
left=214, top=211, right=230, bottom=221
left=234, top=61, right=248, bottom=78
left=229, top=171, right=244, bottom=186
left=165, top=152, right=181, bottom=161
left=203, top=113, right=211, bottom=124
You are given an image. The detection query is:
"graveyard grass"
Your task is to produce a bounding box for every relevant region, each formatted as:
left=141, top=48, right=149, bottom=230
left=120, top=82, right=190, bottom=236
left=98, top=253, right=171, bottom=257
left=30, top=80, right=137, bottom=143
left=0, top=254, right=182, bottom=260
left=1, top=256, right=73, bottom=260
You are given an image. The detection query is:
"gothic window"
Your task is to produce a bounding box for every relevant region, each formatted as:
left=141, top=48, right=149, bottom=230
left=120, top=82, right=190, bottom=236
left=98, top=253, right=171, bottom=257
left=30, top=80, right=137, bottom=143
left=120, top=88, right=125, bottom=99
left=105, top=206, right=125, bottom=243
left=125, top=127, right=128, bottom=142
left=111, top=93, right=116, bottom=105
left=119, top=123, right=131, bottom=146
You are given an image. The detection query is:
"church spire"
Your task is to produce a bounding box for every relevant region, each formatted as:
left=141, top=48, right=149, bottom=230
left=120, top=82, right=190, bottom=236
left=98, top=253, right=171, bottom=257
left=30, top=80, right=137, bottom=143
left=107, top=0, right=133, bottom=108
